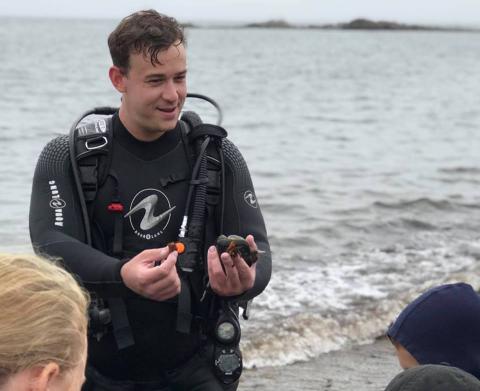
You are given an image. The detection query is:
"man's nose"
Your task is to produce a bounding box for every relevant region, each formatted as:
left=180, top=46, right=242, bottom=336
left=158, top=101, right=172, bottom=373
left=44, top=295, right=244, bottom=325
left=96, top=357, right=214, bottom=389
left=162, top=79, right=178, bottom=102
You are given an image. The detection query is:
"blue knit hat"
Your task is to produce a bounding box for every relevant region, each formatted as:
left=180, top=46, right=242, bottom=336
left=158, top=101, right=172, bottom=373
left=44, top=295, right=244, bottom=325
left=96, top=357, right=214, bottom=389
left=387, top=283, right=480, bottom=379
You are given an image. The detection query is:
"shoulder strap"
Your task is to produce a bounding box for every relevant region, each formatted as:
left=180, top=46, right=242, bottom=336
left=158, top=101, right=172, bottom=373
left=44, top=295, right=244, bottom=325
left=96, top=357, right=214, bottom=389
left=176, top=112, right=228, bottom=333
left=179, top=112, right=227, bottom=244
left=73, top=115, right=114, bottom=201
left=69, top=109, right=116, bottom=244
left=69, top=109, right=135, bottom=350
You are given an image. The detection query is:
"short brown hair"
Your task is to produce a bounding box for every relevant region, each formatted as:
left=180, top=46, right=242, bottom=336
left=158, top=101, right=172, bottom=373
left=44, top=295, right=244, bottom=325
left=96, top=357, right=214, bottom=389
left=108, top=9, right=185, bottom=71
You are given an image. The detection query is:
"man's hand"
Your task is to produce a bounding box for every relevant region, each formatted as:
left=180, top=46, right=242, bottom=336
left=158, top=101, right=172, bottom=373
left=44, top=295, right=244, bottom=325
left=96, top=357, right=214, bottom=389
left=208, top=234, right=257, bottom=296
left=120, top=247, right=180, bottom=301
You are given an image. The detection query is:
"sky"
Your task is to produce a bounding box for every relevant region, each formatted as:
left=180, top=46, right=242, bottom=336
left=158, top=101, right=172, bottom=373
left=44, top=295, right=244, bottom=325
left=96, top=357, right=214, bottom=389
left=1, top=0, right=480, bottom=26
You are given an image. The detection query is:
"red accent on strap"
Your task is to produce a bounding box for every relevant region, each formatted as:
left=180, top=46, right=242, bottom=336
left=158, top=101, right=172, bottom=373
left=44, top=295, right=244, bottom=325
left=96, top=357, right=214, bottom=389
left=108, top=203, right=124, bottom=212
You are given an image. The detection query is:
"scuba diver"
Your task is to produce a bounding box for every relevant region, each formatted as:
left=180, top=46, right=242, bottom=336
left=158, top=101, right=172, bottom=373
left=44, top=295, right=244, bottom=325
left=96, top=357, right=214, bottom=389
left=29, top=9, right=271, bottom=391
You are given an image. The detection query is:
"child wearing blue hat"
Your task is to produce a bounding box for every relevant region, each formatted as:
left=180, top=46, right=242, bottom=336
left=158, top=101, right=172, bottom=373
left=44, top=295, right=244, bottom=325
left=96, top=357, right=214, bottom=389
left=387, top=282, right=480, bottom=379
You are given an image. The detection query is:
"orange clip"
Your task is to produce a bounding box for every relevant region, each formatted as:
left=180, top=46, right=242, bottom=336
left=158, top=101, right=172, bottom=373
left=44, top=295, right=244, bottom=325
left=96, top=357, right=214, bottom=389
left=168, top=242, right=185, bottom=254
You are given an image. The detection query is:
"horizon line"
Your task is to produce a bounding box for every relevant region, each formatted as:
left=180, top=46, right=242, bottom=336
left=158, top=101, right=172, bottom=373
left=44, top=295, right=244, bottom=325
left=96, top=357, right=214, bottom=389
left=0, top=13, right=479, bottom=28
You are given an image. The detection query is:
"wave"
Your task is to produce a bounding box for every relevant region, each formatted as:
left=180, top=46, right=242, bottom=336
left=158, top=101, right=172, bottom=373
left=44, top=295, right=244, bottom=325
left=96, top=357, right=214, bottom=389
left=240, top=235, right=480, bottom=368
left=439, top=167, right=480, bottom=174
left=372, top=198, right=480, bottom=213
left=241, top=306, right=398, bottom=368
left=435, top=177, right=480, bottom=185
left=261, top=202, right=307, bottom=214
left=373, top=197, right=454, bottom=211
left=241, top=268, right=480, bottom=369
left=329, top=197, right=473, bottom=219
left=367, top=217, right=437, bottom=231
left=303, top=114, right=377, bottom=125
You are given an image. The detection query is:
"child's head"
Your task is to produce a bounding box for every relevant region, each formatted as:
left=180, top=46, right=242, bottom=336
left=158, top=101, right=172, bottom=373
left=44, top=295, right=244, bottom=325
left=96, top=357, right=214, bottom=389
left=385, top=364, right=480, bottom=391
left=0, top=253, right=89, bottom=391
left=387, top=283, right=480, bottom=378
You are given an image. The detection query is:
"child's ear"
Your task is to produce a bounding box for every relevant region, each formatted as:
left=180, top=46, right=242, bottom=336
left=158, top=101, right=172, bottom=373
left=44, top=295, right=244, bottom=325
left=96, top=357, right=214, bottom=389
left=30, top=362, right=61, bottom=391
left=394, top=343, right=419, bottom=370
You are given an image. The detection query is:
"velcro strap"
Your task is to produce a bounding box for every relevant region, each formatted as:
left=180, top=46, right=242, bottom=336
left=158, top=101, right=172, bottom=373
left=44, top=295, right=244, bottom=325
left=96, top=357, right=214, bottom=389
left=79, top=164, right=97, bottom=185
left=207, top=169, right=220, bottom=191
left=189, top=177, right=209, bottom=186
left=79, top=164, right=98, bottom=201
left=159, top=172, right=187, bottom=187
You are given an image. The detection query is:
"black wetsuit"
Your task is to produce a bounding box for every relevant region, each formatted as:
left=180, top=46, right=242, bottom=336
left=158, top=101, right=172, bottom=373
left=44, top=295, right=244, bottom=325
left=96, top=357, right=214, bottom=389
left=29, top=113, right=271, bottom=390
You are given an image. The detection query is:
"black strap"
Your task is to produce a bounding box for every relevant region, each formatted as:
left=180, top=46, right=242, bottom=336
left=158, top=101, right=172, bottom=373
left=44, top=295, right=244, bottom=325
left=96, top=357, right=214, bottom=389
left=189, top=123, right=227, bottom=141
left=74, top=115, right=114, bottom=214
left=107, top=171, right=124, bottom=257
left=71, top=112, right=134, bottom=350
left=79, top=161, right=100, bottom=203
left=189, top=177, right=209, bottom=185
left=175, top=116, right=208, bottom=334
left=176, top=277, right=193, bottom=334
left=112, top=210, right=123, bottom=256
left=175, top=120, right=225, bottom=334
left=108, top=298, right=135, bottom=349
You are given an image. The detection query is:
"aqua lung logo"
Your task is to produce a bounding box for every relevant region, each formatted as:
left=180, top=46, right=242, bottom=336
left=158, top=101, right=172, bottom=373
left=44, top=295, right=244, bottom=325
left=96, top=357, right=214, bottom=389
left=48, top=180, right=66, bottom=227
left=50, top=199, right=66, bottom=208
left=243, top=190, right=258, bottom=208
left=125, top=189, right=176, bottom=240
left=77, top=119, right=107, bottom=136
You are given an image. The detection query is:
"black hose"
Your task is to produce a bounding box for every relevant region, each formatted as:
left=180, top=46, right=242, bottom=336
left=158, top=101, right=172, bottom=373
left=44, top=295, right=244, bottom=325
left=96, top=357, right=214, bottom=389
left=186, top=93, right=223, bottom=125
left=182, top=137, right=210, bottom=221
left=219, top=142, right=226, bottom=234
left=188, top=144, right=208, bottom=240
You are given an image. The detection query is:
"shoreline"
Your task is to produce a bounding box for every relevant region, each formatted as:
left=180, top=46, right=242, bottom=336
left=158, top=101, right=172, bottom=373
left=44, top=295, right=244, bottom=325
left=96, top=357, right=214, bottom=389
left=240, top=337, right=400, bottom=391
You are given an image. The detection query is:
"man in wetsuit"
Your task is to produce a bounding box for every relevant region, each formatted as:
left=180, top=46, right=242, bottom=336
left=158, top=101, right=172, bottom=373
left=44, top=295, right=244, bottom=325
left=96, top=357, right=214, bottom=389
left=29, top=10, right=271, bottom=391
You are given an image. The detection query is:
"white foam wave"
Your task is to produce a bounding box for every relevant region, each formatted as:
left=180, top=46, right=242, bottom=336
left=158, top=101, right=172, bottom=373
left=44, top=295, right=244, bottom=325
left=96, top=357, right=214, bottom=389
left=242, top=268, right=480, bottom=368
left=241, top=237, right=480, bottom=368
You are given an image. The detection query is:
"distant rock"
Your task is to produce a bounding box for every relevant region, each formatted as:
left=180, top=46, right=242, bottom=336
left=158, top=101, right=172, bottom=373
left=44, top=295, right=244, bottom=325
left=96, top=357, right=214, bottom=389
left=244, top=19, right=292, bottom=28
left=314, top=18, right=477, bottom=32
left=233, top=18, right=478, bottom=32
left=338, top=18, right=433, bottom=30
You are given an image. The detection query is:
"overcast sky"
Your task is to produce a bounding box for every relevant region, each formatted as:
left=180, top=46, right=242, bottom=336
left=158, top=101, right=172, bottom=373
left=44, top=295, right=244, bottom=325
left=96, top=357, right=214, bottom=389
left=1, top=0, right=479, bottom=25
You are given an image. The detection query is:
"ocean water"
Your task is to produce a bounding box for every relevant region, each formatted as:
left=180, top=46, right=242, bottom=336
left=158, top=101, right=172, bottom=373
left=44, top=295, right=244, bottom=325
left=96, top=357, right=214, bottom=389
left=1, top=17, right=480, bottom=369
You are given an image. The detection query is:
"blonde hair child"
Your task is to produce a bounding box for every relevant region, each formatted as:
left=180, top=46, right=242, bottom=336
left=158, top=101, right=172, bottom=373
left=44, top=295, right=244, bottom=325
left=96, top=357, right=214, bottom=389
left=0, top=253, right=89, bottom=391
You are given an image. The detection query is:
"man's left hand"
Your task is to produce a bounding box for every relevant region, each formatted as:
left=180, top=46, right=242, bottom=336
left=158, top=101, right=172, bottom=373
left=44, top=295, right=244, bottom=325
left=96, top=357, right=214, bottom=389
left=207, top=234, right=257, bottom=296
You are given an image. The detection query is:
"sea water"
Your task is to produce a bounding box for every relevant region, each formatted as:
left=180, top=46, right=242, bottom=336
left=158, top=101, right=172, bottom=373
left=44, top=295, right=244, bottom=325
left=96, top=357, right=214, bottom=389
left=1, top=17, right=479, bottom=368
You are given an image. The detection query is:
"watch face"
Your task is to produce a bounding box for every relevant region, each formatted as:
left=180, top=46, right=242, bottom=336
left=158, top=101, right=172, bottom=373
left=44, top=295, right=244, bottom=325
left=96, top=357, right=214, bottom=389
left=216, top=321, right=236, bottom=343
left=217, top=352, right=241, bottom=373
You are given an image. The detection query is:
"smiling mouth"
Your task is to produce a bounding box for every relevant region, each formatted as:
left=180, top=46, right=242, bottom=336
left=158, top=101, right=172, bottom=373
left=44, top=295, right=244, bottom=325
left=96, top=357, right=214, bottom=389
left=157, top=107, right=176, bottom=113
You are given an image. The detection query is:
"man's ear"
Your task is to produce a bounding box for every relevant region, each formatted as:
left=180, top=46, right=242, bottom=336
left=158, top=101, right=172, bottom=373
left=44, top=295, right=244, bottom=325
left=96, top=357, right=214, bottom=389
left=109, top=65, right=127, bottom=93
left=29, top=362, right=61, bottom=391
